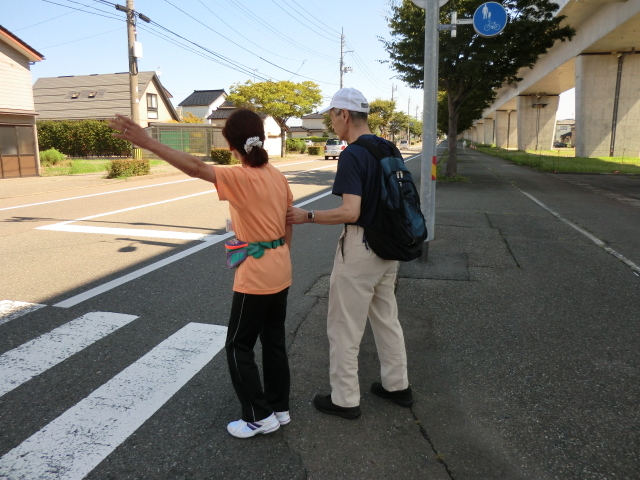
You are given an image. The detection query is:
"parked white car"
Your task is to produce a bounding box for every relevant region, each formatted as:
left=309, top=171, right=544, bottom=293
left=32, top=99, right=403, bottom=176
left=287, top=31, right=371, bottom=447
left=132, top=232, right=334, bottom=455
left=399, top=140, right=409, bottom=148
left=324, top=138, right=348, bottom=159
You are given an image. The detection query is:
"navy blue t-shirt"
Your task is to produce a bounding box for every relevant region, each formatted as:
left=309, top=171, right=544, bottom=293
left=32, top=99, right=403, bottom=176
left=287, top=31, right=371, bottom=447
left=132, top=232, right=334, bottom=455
left=332, top=134, right=397, bottom=228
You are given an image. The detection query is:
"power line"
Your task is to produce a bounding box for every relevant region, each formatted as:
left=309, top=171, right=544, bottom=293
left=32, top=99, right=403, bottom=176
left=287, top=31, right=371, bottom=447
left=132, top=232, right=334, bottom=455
left=268, top=0, right=338, bottom=43
left=13, top=11, right=75, bottom=31
left=222, top=0, right=335, bottom=61
left=41, top=0, right=122, bottom=21
left=162, top=0, right=337, bottom=85
left=40, top=27, right=123, bottom=48
left=195, top=0, right=302, bottom=62
left=283, top=0, right=341, bottom=36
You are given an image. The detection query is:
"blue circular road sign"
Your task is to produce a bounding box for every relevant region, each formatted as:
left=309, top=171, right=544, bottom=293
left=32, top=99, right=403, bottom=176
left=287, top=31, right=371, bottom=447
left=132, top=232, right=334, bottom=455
left=473, top=2, right=508, bottom=37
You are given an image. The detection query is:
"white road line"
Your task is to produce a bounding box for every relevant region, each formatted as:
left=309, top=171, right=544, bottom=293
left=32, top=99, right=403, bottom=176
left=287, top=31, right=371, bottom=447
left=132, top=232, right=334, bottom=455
left=52, top=157, right=421, bottom=307
left=0, top=301, right=46, bottom=326
left=37, top=224, right=210, bottom=241
left=0, top=179, right=197, bottom=212
left=518, top=188, right=640, bottom=274
left=53, top=233, right=234, bottom=308
left=0, top=322, right=227, bottom=480
left=0, top=159, right=323, bottom=212
left=0, top=312, right=138, bottom=397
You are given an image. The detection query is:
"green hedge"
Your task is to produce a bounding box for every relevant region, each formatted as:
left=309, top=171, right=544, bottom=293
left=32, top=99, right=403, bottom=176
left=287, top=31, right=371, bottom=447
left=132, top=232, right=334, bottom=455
left=37, top=120, right=131, bottom=157
left=211, top=148, right=238, bottom=164
left=286, top=138, right=307, bottom=153
left=106, top=158, right=150, bottom=178
left=307, top=146, right=322, bottom=156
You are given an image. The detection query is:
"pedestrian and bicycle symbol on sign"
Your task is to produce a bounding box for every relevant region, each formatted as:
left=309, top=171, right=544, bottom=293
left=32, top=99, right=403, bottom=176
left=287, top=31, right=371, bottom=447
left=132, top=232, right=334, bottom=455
left=473, top=2, right=508, bottom=37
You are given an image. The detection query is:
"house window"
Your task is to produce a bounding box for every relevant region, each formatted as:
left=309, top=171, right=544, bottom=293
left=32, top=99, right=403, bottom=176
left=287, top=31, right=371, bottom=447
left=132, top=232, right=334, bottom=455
left=147, top=93, right=158, bottom=119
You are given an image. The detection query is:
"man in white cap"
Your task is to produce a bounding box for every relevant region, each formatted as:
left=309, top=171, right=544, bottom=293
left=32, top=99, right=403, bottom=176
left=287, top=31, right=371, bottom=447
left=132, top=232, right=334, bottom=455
left=287, top=88, right=413, bottom=419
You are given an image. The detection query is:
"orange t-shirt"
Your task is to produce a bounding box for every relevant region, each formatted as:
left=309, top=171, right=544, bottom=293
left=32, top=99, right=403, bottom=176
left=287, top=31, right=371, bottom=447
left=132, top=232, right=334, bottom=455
left=214, top=163, right=293, bottom=295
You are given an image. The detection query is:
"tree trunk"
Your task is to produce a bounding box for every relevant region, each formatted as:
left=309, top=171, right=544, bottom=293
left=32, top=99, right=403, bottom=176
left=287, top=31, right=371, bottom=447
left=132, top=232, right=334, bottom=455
left=280, top=127, right=285, bottom=158
left=445, top=93, right=460, bottom=177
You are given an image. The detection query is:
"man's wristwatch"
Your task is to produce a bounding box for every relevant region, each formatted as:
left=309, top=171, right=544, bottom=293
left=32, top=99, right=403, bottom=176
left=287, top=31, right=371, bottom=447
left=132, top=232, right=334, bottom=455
left=307, top=210, right=315, bottom=223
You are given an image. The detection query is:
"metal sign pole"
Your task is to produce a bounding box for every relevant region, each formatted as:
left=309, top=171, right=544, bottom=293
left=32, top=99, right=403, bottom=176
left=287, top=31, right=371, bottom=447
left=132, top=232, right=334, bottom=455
left=411, top=0, right=442, bottom=261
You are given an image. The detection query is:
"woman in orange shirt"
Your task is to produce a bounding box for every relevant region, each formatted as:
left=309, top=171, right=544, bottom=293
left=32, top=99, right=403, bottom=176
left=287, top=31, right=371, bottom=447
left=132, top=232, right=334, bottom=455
left=109, top=109, right=293, bottom=439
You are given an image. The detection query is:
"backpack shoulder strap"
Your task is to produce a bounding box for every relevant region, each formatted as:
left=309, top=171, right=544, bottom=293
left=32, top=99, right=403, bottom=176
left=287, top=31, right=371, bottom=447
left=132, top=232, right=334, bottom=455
left=351, top=138, right=403, bottom=163
left=351, top=137, right=384, bottom=161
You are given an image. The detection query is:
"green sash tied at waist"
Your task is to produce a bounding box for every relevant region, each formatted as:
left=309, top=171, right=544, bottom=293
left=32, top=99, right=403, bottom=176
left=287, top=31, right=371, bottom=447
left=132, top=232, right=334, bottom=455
left=247, top=238, right=285, bottom=259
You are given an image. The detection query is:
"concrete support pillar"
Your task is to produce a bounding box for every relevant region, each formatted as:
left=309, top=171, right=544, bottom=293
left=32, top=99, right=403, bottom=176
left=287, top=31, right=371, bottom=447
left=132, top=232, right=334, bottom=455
left=475, top=122, right=484, bottom=145
left=576, top=53, right=640, bottom=158
left=516, top=94, right=560, bottom=151
left=483, top=118, right=494, bottom=145
left=469, top=126, right=476, bottom=142
left=495, top=110, right=518, bottom=149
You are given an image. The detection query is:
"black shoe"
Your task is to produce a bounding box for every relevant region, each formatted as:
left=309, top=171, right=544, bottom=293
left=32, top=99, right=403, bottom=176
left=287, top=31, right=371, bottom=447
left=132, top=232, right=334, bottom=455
left=313, top=394, right=361, bottom=419
left=371, top=382, right=414, bottom=407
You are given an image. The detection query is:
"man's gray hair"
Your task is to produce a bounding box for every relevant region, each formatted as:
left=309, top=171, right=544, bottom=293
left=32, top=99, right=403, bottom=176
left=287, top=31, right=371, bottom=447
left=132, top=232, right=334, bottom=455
left=333, top=108, right=368, bottom=124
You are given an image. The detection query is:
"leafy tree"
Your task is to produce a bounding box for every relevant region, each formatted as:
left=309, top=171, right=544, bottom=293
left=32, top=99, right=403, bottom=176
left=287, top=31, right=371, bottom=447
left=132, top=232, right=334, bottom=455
left=322, top=113, right=335, bottom=136
left=167, top=111, right=205, bottom=124
left=409, top=117, right=422, bottom=139
left=369, top=99, right=396, bottom=139
left=389, top=111, right=411, bottom=140
left=383, top=0, right=575, bottom=176
left=228, top=80, right=322, bottom=157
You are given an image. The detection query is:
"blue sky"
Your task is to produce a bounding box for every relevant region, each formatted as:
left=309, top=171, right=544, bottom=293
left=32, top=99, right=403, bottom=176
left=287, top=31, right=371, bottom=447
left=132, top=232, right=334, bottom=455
left=3, top=0, right=424, bottom=123
left=3, top=0, right=573, bottom=123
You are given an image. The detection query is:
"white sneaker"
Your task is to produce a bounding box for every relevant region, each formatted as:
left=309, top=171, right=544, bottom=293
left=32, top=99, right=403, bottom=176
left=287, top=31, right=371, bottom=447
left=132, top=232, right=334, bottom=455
left=275, top=411, right=290, bottom=425
left=227, top=413, right=280, bottom=438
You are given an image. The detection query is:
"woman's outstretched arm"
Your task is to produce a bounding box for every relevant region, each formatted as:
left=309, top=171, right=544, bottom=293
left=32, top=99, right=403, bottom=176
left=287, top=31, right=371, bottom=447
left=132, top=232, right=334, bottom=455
left=108, top=114, right=216, bottom=184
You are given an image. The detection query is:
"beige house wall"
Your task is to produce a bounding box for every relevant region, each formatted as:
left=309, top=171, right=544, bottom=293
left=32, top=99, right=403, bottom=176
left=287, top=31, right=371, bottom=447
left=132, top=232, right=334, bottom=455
left=0, top=41, right=36, bottom=112
left=140, top=81, right=176, bottom=127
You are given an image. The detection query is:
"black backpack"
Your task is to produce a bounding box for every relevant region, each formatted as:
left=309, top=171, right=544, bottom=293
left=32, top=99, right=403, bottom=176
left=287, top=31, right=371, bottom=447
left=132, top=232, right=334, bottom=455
left=351, top=138, right=427, bottom=262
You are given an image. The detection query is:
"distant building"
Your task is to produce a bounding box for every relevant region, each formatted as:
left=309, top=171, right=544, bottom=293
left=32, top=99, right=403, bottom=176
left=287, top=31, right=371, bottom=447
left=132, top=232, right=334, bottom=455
left=555, top=119, right=575, bottom=146
left=177, top=90, right=227, bottom=123
left=0, top=26, right=44, bottom=178
left=33, top=71, right=179, bottom=127
left=289, top=126, right=310, bottom=139
left=207, top=102, right=283, bottom=156
left=301, top=113, right=326, bottom=137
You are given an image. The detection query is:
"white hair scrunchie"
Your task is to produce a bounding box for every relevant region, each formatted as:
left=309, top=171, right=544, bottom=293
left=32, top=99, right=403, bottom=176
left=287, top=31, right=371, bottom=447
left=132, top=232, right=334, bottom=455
left=244, top=136, right=263, bottom=153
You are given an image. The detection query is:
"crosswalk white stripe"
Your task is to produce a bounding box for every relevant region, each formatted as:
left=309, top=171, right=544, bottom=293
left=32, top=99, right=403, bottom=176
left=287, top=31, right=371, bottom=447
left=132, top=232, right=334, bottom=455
left=36, top=224, right=210, bottom=241
left=0, top=322, right=227, bottom=480
left=0, top=312, right=138, bottom=398
left=0, top=301, right=46, bottom=326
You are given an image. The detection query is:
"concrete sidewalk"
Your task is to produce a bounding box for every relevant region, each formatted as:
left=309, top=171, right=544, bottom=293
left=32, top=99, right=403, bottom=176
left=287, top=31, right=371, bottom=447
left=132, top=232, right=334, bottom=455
left=276, top=145, right=638, bottom=479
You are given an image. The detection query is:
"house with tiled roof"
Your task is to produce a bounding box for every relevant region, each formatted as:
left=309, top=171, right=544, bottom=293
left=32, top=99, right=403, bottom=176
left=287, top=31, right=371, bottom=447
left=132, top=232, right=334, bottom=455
left=0, top=25, right=44, bottom=178
left=33, top=72, right=178, bottom=127
left=206, top=101, right=284, bottom=156
left=289, top=126, right=310, bottom=138
left=301, top=112, right=326, bottom=137
left=177, top=89, right=227, bottom=122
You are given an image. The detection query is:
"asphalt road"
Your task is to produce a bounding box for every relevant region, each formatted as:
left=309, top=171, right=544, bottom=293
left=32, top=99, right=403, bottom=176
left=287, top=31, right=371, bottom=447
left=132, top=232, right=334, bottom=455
left=1, top=147, right=639, bottom=479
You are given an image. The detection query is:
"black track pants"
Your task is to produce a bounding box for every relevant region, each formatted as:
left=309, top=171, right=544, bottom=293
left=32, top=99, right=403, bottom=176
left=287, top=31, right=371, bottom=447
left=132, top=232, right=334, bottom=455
left=225, top=287, right=290, bottom=422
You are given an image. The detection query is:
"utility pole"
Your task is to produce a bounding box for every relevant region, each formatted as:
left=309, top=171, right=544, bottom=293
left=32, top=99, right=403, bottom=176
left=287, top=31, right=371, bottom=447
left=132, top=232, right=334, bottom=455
left=407, top=97, right=411, bottom=143
left=339, top=28, right=352, bottom=89
left=126, top=0, right=140, bottom=125
left=116, top=1, right=151, bottom=126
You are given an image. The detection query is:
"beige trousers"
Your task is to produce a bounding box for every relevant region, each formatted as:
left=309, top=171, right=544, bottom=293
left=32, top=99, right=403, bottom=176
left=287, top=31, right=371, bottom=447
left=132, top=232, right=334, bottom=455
left=327, top=225, right=409, bottom=407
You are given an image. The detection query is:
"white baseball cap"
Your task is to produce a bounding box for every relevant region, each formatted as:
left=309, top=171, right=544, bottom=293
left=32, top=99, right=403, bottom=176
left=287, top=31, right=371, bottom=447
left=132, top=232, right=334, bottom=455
left=319, top=88, right=370, bottom=114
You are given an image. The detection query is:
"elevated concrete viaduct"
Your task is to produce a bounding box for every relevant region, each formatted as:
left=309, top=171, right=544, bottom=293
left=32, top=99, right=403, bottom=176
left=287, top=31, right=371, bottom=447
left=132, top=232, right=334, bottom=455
left=463, top=0, right=640, bottom=158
